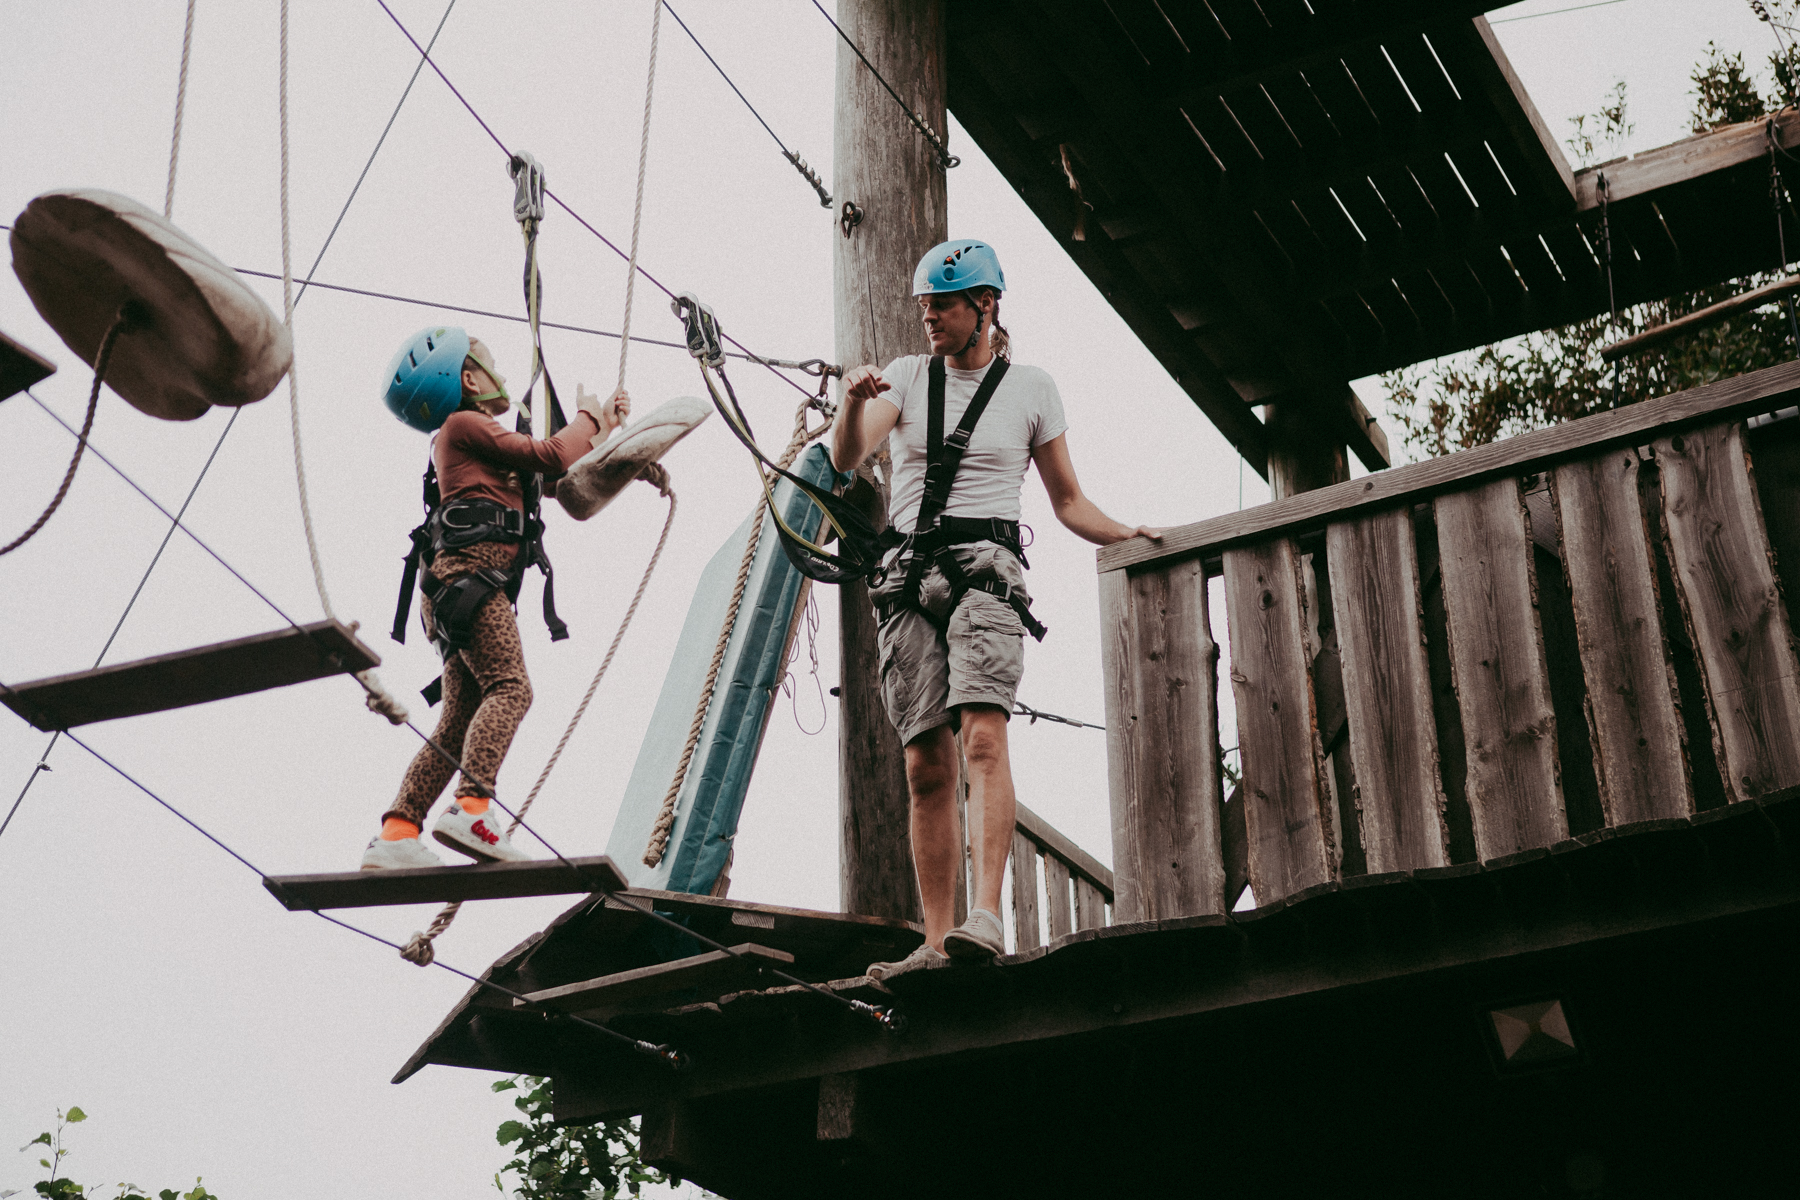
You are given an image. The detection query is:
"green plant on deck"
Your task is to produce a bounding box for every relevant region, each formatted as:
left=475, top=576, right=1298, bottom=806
left=493, top=1077, right=668, bottom=1200
left=7, top=1107, right=217, bottom=1200
left=1385, top=43, right=1800, bottom=459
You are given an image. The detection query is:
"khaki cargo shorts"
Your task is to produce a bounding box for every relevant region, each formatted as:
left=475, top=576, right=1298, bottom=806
left=872, top=543, right=1029, bottom=746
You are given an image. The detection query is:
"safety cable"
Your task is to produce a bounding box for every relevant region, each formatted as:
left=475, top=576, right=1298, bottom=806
left=0, top=0, right=459, bottom=846
left=807, top=0, right=958, bottom=170
left=661, top=1, right=831, bottom=207
left=1011, top=701, right=1104, bottom=731
left=44, top=721, right=687, bottom=1071
left=1597, top=171, right=1622, bottom=406
left=615, top=0, right=664, bottom=395
left=369, top=0, right=817, bottom=404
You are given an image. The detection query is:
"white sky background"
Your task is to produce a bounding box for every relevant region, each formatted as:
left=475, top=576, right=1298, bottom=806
left=0, top=0, right=1785, bottom=1195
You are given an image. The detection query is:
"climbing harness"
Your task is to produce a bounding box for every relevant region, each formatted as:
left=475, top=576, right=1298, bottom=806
left=673, top=292, right=888, bottom=586
left=874, top=356, right=1048, bottom=643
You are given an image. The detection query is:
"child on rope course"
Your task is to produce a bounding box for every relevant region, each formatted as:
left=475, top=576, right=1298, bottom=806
left=831, top=240, right=1162, bottom=977
left=364, top=328, right=627, bottom=870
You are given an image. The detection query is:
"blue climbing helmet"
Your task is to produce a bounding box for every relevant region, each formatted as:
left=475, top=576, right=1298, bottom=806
left=912, top=239, right=1005, bottom=297
left=383, top=325, right=470, bottom=433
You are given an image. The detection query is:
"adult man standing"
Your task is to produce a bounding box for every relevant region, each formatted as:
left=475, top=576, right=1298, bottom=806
left=832, top=239, right=1160, bottom=978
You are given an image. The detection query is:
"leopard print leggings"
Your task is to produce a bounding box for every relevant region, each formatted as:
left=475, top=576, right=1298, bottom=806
left=385, top=541, right=534, bottom=826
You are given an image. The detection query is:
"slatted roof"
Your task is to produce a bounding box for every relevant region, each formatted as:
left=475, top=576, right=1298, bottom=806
left=949, top=2, right=1800, bottom=475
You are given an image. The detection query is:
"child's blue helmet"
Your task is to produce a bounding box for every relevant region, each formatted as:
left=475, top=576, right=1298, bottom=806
left=912, top=239, right=1005, bottom=296
left=384, top=325, right=470, bottom=432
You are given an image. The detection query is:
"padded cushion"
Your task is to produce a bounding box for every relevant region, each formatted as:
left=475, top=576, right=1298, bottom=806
left=557, top=395, right=710, bottom=520
left=10, top=188, right=292, bottom=421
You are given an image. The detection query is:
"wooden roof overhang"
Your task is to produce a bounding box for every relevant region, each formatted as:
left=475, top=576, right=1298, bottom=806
left=946, top=1, right=1800, bottom=476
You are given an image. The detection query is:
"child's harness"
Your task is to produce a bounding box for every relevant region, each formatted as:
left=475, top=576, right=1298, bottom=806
left=390, top=458, right=567, bottom=705
left=874, top=355, right=1047, bottom=642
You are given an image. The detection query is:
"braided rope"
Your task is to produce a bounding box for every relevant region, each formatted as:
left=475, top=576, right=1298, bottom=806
left=642, top=401, right=831, bottom=867
left=402, top=481, right=679, bottom=966
left=279, top=0, right=407, bottom=725
left=1, top=312, right=127, bottom=557
left=164, top=0, right=197, bottom=219
left=614, top=0, right=663, bottom=393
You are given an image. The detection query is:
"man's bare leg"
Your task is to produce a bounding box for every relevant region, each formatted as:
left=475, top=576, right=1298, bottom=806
left=904, top=724, right=963, bottom=951
left=958, top=705, right=1016, bottom=919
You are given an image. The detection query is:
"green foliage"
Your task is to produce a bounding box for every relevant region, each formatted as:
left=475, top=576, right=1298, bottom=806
left=6, top=1110, right=217, bottom=1200
left=491, top=1077, right=667, bottom=1200
left=1386, top=47, right=1799, bottom=459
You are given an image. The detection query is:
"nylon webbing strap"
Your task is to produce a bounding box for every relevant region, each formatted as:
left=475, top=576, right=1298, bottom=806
left=916, top=354, right=1009, bottom=536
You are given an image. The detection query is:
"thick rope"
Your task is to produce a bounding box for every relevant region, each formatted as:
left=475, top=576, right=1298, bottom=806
left=1, top=312, right=128, bottom=557
left=642, top=401, right=831, bottom=867
left=279, top=0, right=407, bottom=725
left=614, top=0, right=663, bottom=393
left=165, top=0, right=198, bottom=219
left=402, top=482, right=679, bottom=965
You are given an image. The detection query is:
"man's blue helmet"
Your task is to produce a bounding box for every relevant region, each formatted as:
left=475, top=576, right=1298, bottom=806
left=912, top=239, right=1005, bottom=296
left=384, top=325, right=470, bottom=433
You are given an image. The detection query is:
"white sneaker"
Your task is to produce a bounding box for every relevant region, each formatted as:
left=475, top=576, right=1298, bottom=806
left=360, top=836, right=445, bottom=871
left=943, top=908, right=1006, bottom=962
left=432, top=803, right=531, bottom=863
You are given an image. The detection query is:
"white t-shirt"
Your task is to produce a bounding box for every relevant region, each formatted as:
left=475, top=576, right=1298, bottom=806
left=877, top=354, right=1068, bottom=534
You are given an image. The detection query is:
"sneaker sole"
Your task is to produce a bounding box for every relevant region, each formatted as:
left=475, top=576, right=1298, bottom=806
left=433, top=827, right=503, bottom=863
left=942, top=929, right=1002, bottom=962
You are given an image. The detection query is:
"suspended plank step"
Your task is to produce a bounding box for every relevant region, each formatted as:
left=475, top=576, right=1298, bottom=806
left=0, top=328, right=56, bottom=401
left=517, top=943, right=797, bottom=1018
left=263, top=854, right=630, bottom=912
left=1, top=619, right=380, bottom=731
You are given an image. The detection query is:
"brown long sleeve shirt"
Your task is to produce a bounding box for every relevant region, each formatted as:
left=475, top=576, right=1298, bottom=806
left=432, top=409, right=601, bottom=508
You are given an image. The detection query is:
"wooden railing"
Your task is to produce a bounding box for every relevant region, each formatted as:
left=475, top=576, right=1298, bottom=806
left=1099, top=361, right=1800, bottom=922
left=1009, top=802, right=1112, bottom=951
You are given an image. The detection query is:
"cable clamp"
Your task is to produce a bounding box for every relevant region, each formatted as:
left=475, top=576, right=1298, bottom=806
left=849, top=999, right=908, bottom=1035
left=671, top=292, right=726, bottom=368
left=508, top=151, right=547, bottom=227
left=783, top=149, right=833, bottom=208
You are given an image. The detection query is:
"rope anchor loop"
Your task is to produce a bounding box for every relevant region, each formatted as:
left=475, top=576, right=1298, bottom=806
left=840, top=200, right=864, bottom=239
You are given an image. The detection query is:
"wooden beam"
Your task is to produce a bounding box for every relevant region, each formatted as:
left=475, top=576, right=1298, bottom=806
left=517, top=944, right=795, bottom=1016
left=1574, top=112, right=1800, bottom=211
left=1456, top=17, right=1577, bottom=203
left=2, top=619, right=380, bottom=731
left=1097, top=359, right=1800, bottom=573
left=262, top=855, right=630, bottom=912
left=0, top=328, right=56, bottom=401
left=1602, top=275, right=1800, bottom=362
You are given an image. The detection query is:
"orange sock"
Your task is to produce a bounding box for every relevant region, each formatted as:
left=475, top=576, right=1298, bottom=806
left=459, top=796, right=490, bottom=816
left=380, top=816, right=421, bottom=842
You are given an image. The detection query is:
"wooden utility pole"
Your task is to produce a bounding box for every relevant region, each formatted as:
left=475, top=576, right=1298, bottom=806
left=832, top=0, right=947, bottom=922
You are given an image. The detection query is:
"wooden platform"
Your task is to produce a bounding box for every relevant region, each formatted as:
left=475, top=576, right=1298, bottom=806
left=0, top=329, right=56, bottom=401
left=518, top=943, right=796, bottom=1019
left=1, top=619, right=380, bottom=731
left=263, top=855, right=630, bottom=911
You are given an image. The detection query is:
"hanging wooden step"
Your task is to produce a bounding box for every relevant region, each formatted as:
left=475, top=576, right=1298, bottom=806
left=1, top=619, right=380, bottom=731
left=517, top=943, right=797, bottom=1018
left=0, top=329, right=57, bottom=401
left=263, top=854, right=630, bottom=911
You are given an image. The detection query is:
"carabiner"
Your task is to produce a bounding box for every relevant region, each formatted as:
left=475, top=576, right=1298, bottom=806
left=508, top=152, right=546, bottom=227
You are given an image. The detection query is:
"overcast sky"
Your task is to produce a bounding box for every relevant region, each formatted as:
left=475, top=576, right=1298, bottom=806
left=1, top=1, right=1786, bottom=1196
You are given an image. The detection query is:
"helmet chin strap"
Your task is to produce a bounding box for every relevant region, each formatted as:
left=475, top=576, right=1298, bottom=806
left=960, top=309, right=986, bottom=356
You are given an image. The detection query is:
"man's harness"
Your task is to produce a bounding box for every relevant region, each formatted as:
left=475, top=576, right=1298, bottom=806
left=874, top=355, right=1047, bottom=643
left=390, top=460, right=567, bottom=705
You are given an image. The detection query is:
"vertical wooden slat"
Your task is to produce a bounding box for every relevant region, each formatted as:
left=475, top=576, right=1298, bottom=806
left=1010, top=831, right=1041, bottom=952
left=1100, top=561, right=1225, bottom=922
left=1325, top=508, right=1451, bottom=872
left=1434, top=478, right=1568, bottom=858
left=1044, top=855, right=1073, bottom=941
left=1655, top=422, right=1800, bottom=801
left=1074, top=877, right=1106, bottom=931
left=1553, top=452, right=1694, bottom=823
left=1222, top=538, right=1335, bottom=901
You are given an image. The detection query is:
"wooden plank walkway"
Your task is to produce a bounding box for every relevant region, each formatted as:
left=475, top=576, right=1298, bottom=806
left=263, top=855, right=630, bottom=911
left=519, top=944, right=796, bottom=1017
left=2, top=619, right=380, bottom=730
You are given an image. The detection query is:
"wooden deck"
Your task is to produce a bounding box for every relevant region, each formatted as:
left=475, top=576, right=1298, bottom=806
left=949, top=3, right=1800, bottom=472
